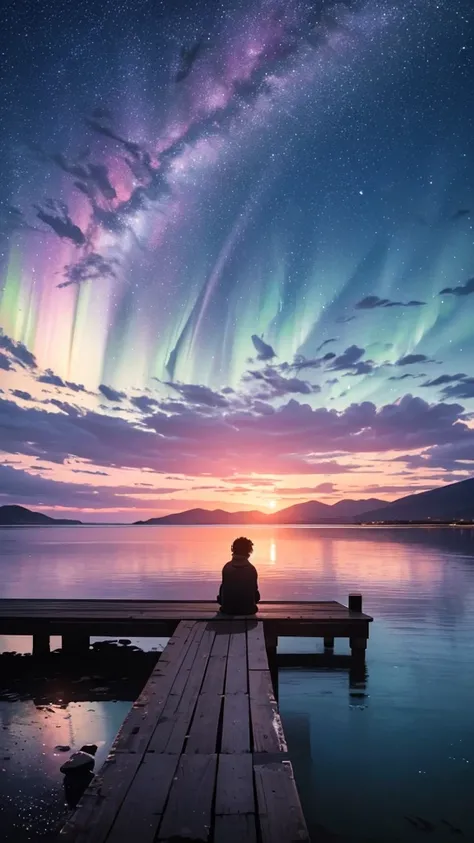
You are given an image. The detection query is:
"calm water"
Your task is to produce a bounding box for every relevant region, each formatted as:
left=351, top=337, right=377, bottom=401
left=1, top=525, right=474, bottom=842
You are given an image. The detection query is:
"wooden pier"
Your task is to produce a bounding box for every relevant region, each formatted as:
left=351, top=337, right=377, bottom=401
left=0, top=595, right=372, bottom=658
left=0, top=597, right=373, bottom=842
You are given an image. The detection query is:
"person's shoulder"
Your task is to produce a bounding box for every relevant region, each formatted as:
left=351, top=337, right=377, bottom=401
left=249, top=561, right=258, bottom=574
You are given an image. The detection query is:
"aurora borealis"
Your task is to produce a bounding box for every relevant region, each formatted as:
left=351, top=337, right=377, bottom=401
left=1, top=0, right=474, bottom=519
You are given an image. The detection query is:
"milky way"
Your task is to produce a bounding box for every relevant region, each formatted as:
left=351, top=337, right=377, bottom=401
left=0, top=0, right=473, bottom=516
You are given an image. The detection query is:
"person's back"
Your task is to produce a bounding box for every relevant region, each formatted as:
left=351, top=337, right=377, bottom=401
left=217, top=536, right=260, bottom=615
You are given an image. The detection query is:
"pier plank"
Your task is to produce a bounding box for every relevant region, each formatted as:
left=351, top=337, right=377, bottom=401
left=148, top=626, right=215, bottom=754
left=249, top=669, right=286, bottom=754
left=221, top=691, right=251, bottom=753
left=247, top=620, right=268, bottom=670
left=214, top=814, right=257, bottom=843
left=215, top=753, right=255, bottom=815
left=157, top=753, right=217, bottom=841
left=225, top=620, right=248, bottom=694
left=255, top=760, right=310, bottom=843
left=105, top=754, right=179, bottom=843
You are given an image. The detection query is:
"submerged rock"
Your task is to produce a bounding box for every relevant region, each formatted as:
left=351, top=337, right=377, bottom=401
left=60, top=744, right=97, bottom=774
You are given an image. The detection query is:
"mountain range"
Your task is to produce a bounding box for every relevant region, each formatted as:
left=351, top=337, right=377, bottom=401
left=1, top=477, right=473, bottom=526
left=135, top=497, right=385, bottom=525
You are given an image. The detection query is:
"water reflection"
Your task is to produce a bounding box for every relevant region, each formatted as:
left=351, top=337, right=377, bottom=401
left=1, top=525, right=473, bottom=841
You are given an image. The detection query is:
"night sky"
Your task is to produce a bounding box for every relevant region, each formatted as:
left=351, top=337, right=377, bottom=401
left=1, top=0, right=474, bottom=519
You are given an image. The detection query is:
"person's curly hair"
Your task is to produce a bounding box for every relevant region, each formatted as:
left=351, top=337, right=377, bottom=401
left=231, top=536, right=254, bottom=557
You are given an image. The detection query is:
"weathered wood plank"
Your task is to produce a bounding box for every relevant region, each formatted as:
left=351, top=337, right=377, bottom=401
left=184, top=625, right=230, bottom=753
left=209, top=621, right=232, bottom=656
left=247, top=621, right=268, bottom=670
left=225, top=621, right=248, bottom=694
left=148, top=626, right=215, bottom=754
left=215, top=754, right=254, bottom=815
left=249, top=670, right=286, bottom=754
left=110, top=620, right=198, bottom=754
left=254, top=761, right=310, bottom=843
left=221, top=692, right=250, bottom=753
left=105, top=755, right=179, bottom=843
left=157, top=754, right=217, bottom=841
left=214, top=815, right=257, bottom=843
left=185, top=691, right=223, bottom=754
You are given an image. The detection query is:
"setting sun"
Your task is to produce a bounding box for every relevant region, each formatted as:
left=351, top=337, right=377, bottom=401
left=267, top=500, right=277, bottom=510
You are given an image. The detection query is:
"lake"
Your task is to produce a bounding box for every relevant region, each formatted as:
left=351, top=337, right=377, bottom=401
left=1, top=525, right=474, bottom=842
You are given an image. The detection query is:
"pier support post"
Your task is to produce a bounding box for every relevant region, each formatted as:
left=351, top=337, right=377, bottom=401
left=348, top=593, right=362, bottom=613
left=350, top=637, right=367, bottom=660
left=323, top=637, right=334, bottom=650
left=32, top=633, right=50, bottom=657
left=62, top=631, right=90, bottom=655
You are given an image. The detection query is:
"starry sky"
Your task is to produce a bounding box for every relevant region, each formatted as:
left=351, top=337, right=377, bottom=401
left=0, top=0, right=474, bottom=520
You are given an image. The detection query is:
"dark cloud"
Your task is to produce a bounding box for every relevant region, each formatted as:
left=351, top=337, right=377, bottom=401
left=0, top=332, right=37, bottom=368
left=310, top=482, right=336, bottom=493
left=389, top=373, right=423, bottom=381
left=439, top=277, right=474, bottom=297
left=244, top=366, right=318, bottom=398
left=71, top=468, right=110, bottom=476
left=131, top=395, right=160, bottom=412
left=271, top=482, right=337, bottom=495
left=441, top=378, right=474, bottom=400
left=251, top=335, right=277, bottom=361
left=36, top=370, right=87, bottom=393
left=0, top=352, right=12, bottom=370
left=35, top=200, right=86, bottom=246
left=335, top=315, right=355, bottom=323
left=396, top=354, right=429, bottom=366
left=355, top=295, right=426, bottom=309
left=315, top=338, right=337, bottom=352
left=37, top=370, right=66, bottom=387
left=52, top=152, right=117, bottom=200
left=175, top=41, right=203, bottom=82
left=1, top=390, right=473, bottom=484
left=99, top=384, right=126, bottom=402
left=10, top=389, right=33, bottom=400
left=164, top=382, right=229, bottom=408
left=362, top=483, right=435, bottom=495
left=287, top=352, right=336, bottom=372
left=58, top=253, right=120, bottom=288
left=331, top=345, right=364, bottom=368
left=422, top=373, right=467, bottom=388
left=0, top=463, right=180, bottom=510
left=330, top=345, right=375, bottom=375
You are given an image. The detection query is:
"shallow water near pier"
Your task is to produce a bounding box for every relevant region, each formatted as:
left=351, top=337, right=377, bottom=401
left=1, top=524, right=474, bottom=841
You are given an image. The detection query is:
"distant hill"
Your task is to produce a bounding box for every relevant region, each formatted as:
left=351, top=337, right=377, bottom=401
left=135, top=508, right=269, bottom=526
left=136, top=498, right=386, bottom=526
left=0, top=505, right=82, bottom=526
left=274, top=498, right=385, bottom=523
left=361, top=478, right=474, bottom=522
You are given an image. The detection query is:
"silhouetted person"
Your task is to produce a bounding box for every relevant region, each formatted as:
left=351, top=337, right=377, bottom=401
left=217, top=537, right=260, bottom=615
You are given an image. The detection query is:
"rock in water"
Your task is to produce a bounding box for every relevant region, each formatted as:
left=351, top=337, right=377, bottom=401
left=60, top=744, right=97, bottom=774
